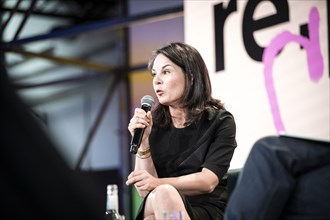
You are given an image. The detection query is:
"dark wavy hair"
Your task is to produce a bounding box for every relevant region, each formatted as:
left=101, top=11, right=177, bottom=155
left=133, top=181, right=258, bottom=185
left=148, top=42, right=225, bottom=127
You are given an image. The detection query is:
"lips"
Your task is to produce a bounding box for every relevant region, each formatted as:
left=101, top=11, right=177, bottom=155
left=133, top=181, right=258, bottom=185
left=156, top=89, right=164, bottom=96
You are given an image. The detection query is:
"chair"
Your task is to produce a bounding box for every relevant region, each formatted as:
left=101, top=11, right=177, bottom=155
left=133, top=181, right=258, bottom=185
left=227, top=168, right=241, bottom=199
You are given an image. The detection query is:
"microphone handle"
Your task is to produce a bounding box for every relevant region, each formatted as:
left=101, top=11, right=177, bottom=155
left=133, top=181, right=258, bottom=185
left=129, top=128, right=145, bottom=154
left=129, top=104, right=151, bottom=154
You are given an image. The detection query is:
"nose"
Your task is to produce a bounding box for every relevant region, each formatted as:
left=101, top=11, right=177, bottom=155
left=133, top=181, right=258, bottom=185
left=153, top=74, right=162, bottom=85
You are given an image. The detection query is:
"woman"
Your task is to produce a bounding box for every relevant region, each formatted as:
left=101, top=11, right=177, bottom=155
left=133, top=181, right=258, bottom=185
left=126, top=42, right=237, bottom=220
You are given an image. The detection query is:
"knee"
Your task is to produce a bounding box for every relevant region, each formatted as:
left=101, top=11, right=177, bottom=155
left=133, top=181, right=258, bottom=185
left=149, top=184, right=180, bottom=203
left=251, top=136, right=282, bottom=158
left=249, top=136, right=297, bottom=172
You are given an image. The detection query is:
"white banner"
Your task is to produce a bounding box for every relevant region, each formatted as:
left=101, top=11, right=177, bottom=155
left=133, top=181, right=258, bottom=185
left=184, top=0, right=329, bottom=168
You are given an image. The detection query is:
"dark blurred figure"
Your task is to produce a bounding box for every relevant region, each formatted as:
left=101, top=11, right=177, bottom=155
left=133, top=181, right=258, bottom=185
left=0, top=46, right=103, bottom=219
left=225, top=135, right=330, bottom=220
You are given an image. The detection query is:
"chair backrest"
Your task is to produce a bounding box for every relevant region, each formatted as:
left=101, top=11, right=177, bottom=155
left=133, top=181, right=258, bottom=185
left=227, top=168, right=241, bottom=199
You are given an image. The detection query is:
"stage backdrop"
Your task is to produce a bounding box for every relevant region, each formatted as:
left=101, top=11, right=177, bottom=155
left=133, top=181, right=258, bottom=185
left=184, top=0, right=329, bottom=168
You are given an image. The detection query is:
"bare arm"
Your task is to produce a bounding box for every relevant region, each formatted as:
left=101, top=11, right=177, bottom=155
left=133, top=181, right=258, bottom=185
left=134, top=144, right=157, bottom=177
left=162, top=168, right=219, bottom=195
left=127, top=109, right=158, bottom=197
left=132, top=141, right=158, bottom=197
left=126, top=167, right=219, bottom=196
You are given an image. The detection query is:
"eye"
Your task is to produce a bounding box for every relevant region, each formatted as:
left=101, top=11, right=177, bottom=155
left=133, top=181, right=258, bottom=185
left=163, top=69, right=170, bottom=75
left=151, top=72, right=156, bottom=77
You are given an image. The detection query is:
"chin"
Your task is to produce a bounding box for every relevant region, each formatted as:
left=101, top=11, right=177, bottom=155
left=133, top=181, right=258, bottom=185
left=158, top=98, right=168, bottom=106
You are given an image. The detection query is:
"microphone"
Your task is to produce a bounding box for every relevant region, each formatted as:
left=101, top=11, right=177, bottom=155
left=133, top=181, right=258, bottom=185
left=130, top=95, right=155, bottom=154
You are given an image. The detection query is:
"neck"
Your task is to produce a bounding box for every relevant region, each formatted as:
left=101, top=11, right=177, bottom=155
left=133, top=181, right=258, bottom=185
left=169, top=107, right=187, bottom=128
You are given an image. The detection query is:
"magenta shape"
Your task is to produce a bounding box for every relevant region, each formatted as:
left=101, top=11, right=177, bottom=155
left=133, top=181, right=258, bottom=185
left=262, top=7, right=323, bottom=134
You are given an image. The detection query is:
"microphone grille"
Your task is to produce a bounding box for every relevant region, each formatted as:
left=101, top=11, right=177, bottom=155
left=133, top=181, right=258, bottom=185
left=141, top=95, right=155, bottom=107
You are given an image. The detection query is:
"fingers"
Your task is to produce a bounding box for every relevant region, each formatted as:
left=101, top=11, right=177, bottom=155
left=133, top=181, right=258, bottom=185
left=126, top=171, right=152, bottom=192
left=128, top=108, right=152, bottom=134
left=126, top=170, right=144, bottom=186
left=146, top=111, right=153, bottom=125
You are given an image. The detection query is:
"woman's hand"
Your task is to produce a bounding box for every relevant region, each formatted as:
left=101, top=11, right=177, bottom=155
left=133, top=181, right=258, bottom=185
left=128, top=108, right=153, bottom=145
left=126, top=170, right=160, bottom=193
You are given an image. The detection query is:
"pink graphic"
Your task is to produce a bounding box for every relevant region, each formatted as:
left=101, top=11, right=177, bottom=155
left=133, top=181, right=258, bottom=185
left=262, top=7, right=323, bottom=133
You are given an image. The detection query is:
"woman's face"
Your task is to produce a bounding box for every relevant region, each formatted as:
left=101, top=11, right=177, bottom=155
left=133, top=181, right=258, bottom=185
left=151, top=54, right=186, bottom=107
